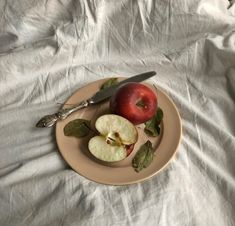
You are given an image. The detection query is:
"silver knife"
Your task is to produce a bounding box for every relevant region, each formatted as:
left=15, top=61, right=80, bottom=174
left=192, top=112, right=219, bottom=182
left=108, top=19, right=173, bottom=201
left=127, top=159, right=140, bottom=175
left=36, top=71, right=156, bottom=128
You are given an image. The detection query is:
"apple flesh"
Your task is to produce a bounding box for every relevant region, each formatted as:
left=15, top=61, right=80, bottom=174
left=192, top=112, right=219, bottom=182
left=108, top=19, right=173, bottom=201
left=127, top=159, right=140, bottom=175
left=88, top=114, right=137, bottom=162
left=110, top=82, right=157, bottom=124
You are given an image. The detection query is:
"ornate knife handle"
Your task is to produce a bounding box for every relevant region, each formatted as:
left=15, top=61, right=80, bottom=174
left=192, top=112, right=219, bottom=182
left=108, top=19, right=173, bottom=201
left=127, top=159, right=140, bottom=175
left=36, top=100, right=90, bottom=128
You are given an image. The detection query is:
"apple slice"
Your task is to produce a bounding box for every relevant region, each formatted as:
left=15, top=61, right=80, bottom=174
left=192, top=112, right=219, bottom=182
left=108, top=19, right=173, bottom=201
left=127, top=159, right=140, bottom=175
left=88, top=114, right=138, bottom=162
left=88, top=136, right=127, bottom=162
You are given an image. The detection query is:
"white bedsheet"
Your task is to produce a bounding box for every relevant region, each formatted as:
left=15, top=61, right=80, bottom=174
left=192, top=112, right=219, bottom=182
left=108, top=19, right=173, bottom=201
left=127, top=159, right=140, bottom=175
left=0, top=0, right=235, bottom=225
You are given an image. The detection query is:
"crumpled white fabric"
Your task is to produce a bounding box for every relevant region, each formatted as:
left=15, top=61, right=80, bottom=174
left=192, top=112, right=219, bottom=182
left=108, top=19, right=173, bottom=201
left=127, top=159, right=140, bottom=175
left=0, top=0, right=235, bottom=225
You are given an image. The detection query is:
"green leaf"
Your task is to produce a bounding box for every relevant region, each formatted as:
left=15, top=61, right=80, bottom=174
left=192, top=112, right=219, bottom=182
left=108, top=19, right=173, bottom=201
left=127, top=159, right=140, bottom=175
left=64, top=119, right=91, bottom=138
left=132, top=140, right=154, bottom=172
left=100, top=78, right=118, bottom=90
left=156, top=107, right=163, bottom=122
left=144, top=107, right=163, bottom=137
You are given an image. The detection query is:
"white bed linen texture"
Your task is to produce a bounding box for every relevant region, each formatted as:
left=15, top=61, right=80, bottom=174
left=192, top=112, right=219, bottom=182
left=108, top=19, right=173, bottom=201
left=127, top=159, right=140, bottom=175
left=0, top=0, right=235, bottom=225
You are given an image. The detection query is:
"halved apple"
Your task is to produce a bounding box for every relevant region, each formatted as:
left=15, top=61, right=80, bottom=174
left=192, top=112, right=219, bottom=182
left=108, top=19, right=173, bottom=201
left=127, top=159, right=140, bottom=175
left=88, top=114, right=138, bottom=162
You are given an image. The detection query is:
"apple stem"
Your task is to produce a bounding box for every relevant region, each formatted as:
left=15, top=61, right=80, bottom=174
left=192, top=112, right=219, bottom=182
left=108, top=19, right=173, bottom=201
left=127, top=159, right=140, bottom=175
left=136, top=99, right=145, bottom=108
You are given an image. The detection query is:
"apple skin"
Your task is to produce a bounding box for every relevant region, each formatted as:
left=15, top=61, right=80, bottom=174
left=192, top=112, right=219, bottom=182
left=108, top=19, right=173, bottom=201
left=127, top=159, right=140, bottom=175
left=126, top=144, right=134, bottom=156
left=110, top=82, right=157, bottom=124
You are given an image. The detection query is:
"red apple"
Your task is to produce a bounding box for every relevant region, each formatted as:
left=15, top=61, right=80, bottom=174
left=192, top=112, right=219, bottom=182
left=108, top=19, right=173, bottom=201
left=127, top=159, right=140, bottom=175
left=110, top=82, right=157, bottom=124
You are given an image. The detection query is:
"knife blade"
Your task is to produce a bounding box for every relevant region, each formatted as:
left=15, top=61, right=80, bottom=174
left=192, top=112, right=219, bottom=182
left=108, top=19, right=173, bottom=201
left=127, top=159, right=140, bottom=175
left=36, top=71, right=156, bottom=128
left=89, top=71, right=156, bottom=104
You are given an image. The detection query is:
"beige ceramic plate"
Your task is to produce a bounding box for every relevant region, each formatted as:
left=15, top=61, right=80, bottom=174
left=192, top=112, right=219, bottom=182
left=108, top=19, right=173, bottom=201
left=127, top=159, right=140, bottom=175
left=56, top=78, right=182, bottom=185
